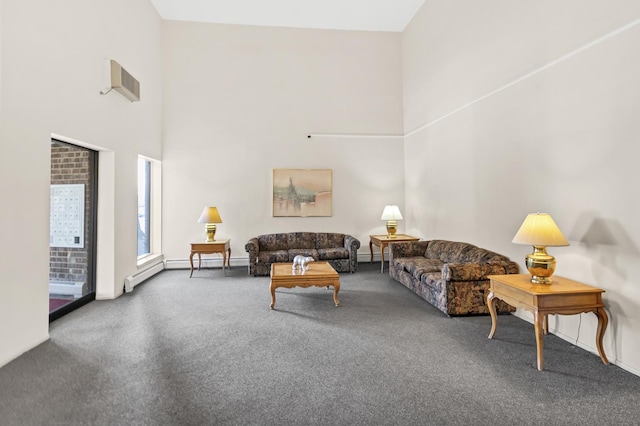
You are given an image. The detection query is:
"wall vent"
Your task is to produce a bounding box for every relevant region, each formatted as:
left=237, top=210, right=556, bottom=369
left=102, top=59, right=140, bottom=102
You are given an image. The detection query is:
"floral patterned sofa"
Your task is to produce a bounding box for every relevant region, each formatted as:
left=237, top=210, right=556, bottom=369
left=245, top=232, right=360, bottom=276
left=388, top=240, right=518, bottom=316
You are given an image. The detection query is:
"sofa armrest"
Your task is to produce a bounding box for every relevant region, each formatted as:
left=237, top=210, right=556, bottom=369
left=344, top=234, right=361, bottom=253
left=245, top=238, right=261, bottom=276
left=343, top=235, right=361, bottom=273
left=442, top=261, right=520, bottom=281
left=245, top=238, right=259, bottom=260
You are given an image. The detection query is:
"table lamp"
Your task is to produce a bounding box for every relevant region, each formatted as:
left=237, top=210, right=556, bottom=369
left=197, top=206, right=222, bottom=242
left=381, top=205, right=403, bottom=238
left=512, top=212, right=569, bottom=284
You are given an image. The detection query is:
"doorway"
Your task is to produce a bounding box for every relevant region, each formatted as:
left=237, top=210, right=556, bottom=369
left=49, top=139, right=98, bottom=321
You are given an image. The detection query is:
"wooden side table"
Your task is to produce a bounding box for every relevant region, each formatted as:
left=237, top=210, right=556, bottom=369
left=369, top=234, right=419, bottom=273
left=190, top=240, right=231, bottom=277
left=487, top=273, right=608, bottom=371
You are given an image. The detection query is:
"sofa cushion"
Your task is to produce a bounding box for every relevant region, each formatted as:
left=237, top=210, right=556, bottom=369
left=317, top=247, right=349, bottom=260
left=257, top=250, right=289, bottom=264
left=394, top=257, right=444, bottom=281
left=472, top=249, right=511, bottom=263
left=258, top=234, right=289, bottom=251
left=425, top=240, right=478, bottom=263
left=316, top=233, right=344, bottom=249
left=288, top=249, right=319, bottom=261
left=287, top=232, right=317, bottom=249
left=443, top=262, right=517, bottom=281
left=421, top=272, right=444, bottom=290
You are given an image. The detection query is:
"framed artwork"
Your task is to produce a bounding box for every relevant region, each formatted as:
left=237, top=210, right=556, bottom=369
left=273, top=169, right=332, bottom=217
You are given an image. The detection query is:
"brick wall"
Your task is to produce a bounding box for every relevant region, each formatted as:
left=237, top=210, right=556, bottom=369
left=50, top=143, right=93, bottom=284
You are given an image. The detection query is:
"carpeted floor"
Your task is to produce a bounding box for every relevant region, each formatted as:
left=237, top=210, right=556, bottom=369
left=2, top=263, right=640, bottom=425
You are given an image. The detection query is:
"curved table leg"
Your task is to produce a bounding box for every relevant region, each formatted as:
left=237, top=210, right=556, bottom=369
left=369, top=240, right=374, bottom=263
left=222, top=251, right=227, bottom=276
left=269, top=281, right=277, bottom=310
left=189, top=252, right=195, bottom=278
left=487, top=291, right=498, bottom=339
left=197, top=253, right=202, bottom=271
left=533, top=310, right=545, bottom=371
left=333, top=280, right=340, bottom=307
left=594, top=307, right=609, bottom=364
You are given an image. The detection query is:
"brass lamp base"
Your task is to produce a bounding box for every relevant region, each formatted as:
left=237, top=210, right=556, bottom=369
left=205, top=223, right=217, bottom=242
left=525, top=246, right=556, bottom=284
left=386, top=220, right=398, bottom=238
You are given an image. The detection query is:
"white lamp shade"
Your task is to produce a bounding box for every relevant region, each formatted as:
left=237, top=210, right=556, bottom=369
left=381, top=205, right=403, bottom=221
left=197, top=206, right=222, bottom=224
left=512, top=212, right=569, bottom=247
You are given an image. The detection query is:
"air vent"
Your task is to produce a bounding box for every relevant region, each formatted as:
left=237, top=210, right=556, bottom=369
left=102, top=59, right=140, bottom=102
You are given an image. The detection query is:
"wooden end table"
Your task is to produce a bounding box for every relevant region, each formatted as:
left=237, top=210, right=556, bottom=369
left=269, top=262, right=340, bottom=309
left=487, top=273, right=608, bottom=371
left=369, top=234, right=419, bottom=273
left=189, top=240, right=231, bottom=277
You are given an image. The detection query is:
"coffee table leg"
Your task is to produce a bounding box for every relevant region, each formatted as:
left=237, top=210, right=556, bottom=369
left=269, top=281, right=276, bottom=309
left=333, top=281, right=340, bottom=307
left=189, top=252, right=195, bottom=278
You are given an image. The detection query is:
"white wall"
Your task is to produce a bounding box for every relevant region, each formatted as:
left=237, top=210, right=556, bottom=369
left=6, top=0, right=637, bottom=378
left=0, top=0, right=163, bottom=366
left=161, top=22, right=405, bottom=266
left=403, top=0, right=640, bottom=374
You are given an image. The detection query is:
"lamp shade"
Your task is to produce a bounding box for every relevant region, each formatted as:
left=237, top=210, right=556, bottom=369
left=197, top=206, right=222, bottom=224
left=512, top=213, right=568, bottom=247
left=381, top=205, right=403, bottom=221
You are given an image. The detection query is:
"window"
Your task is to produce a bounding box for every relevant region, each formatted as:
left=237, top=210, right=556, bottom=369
left=136, top=155, right=162, bottom=263
left=137, top=157, right=151, bottom=257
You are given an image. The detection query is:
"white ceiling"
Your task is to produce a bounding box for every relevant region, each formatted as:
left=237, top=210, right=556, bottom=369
left=149, top=0, right=426, bottom=32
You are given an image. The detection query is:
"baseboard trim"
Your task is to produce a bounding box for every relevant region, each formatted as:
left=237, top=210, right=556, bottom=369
left=164, top=253, right=380, bottom=270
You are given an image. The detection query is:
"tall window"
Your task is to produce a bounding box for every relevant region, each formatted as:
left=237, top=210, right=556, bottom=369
left=137, top=157, right=151, bottom=257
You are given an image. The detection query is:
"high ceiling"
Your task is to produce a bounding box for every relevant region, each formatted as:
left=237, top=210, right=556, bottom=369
left=149, top=0, right=426, bottom=32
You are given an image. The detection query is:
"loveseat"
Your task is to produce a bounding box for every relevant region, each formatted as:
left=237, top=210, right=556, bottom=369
left=388, top=239, right=518, bottom=316
left=245, top=232, right=360, bottom=276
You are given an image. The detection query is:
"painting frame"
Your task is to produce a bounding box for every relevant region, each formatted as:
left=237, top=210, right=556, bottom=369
left=272, top=169, right=333, bottom=217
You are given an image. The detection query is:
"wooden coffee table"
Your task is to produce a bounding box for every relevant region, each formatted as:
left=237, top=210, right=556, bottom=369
left=269, top=262, right=340, bottom=309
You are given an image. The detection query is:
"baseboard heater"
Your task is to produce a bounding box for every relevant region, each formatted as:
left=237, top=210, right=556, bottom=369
left=124, top=262, right=164, bottom=293
left=49, top=281, right=86, bottom=299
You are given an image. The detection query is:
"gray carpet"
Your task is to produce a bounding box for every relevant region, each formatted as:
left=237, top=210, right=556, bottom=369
left=1, top=263, right=640, bottom=426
